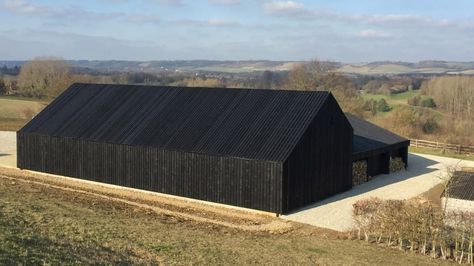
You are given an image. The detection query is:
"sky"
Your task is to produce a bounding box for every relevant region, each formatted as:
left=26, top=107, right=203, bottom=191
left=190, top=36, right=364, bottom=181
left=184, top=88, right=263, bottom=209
left=1, top=0, right=474, bottom=62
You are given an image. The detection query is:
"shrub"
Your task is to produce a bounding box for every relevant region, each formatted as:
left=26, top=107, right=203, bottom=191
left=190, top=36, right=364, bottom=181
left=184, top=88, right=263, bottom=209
left=407, top=95, right=421, bottom=106
left=0, top=77, right=6, bottom=95
left=420, top=97, right=436, bottom=108
left=363, top=99, right=378, bottom=115
left=422, top=117, right=439, bottom=134
left=376, top=98, right=391, bottom=112
left=353, top=197, right=474, bottom=263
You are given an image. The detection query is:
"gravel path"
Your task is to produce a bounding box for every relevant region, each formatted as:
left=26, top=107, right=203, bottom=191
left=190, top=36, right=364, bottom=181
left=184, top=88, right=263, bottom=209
left=282, top=153, right=474, bottom=232
left=0, top=131, right=16, bottom=168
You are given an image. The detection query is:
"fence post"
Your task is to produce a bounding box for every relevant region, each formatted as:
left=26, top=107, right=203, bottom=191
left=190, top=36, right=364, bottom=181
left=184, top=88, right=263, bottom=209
left=409, top=139, right=471, bottom=156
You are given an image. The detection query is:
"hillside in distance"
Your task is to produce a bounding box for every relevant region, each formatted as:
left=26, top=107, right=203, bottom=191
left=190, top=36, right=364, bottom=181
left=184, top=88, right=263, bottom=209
left=2, top=60, right=474, bottom=75
left=337, top=61, right=474, bottom=75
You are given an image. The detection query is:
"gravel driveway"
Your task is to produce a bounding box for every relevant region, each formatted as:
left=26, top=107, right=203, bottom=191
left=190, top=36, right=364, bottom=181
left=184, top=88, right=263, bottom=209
left=282, top=153, right=474, bottom=232
left=0, top=131, right=16, bottom=168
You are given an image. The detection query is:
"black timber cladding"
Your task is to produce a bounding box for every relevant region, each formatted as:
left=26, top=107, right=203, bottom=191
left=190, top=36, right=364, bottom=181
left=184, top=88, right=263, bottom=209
left=284, top=96, right=353, bottom=211
left=346, top=113, right=410, bottom=161
left=20, top=83, right=329, bottom=162
left=447, top=171, right=474, bottom=201
left=17, top=134, right=283, bottom=212
left=18, top=83, right=352, bottom=213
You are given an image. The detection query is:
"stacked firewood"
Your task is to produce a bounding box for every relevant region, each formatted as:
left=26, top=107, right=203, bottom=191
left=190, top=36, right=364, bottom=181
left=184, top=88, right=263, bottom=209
left=389, top=157, right=405, bottom=173
left=352, top=160, right=368, bottom=186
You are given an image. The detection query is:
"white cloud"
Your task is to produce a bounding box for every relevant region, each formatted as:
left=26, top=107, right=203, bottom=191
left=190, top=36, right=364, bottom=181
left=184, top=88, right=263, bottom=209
left=207, top=18, right=240, bottom=27
left=357, top=29, right=391, bottom=39
left=150, top=0, right=184, bottom=6
left=355, top=14, right=422, bottom=24
left=208, top=0, right=240, bottom=5
left=260, top=1, right=457, bottom=31
left=3, top=0, right=60, bottom=16
left=3, top=0, right=122, bottom=21
left=127, top=14, right=161, bottom=24
left=169, top=18, right=243, bottom=28
left=263, top=1, right=308, bottom=16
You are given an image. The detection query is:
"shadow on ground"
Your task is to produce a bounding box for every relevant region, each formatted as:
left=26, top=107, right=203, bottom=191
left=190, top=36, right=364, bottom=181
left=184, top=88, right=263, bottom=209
left=287, top=153, right=440, bottom=214
left=0, top=154, right=11, bottom=157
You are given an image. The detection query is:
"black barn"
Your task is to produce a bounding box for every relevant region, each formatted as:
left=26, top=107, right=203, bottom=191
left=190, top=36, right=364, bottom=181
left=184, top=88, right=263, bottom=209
left=347, top=113, right=409, bottom=177
left=17, top=83, right=353, bottom=213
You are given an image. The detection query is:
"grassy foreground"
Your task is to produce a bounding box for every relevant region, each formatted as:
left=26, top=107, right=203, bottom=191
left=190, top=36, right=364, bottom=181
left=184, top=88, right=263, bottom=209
left=0, top=172, right=453, bottom=265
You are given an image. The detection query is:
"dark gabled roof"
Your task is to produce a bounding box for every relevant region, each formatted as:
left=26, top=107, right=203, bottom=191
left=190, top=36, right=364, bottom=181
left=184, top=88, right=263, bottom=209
left=20, top=83, right=331, bottom=162
left=447, top=171, right=474, bottom=201
left=345, top=113, right=409, bottom=159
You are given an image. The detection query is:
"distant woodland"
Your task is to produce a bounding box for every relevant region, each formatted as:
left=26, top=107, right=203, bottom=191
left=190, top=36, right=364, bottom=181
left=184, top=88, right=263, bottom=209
left=0, top=58, right=473, bottom=145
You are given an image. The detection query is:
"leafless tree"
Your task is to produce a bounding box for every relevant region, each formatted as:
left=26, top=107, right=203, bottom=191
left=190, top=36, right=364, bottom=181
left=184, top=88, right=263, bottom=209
left=17, top=58, right=72, bottom=98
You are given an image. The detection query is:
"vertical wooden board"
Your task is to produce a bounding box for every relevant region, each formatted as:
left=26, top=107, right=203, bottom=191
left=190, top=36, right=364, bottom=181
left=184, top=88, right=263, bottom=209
left=18, top=134, right=284, bottom=213
left=284, top=94, right=353, bottom=212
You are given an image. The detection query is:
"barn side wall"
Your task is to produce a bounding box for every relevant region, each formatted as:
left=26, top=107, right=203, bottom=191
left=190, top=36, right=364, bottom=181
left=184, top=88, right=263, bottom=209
left=17, top=133, right=283, bottom=213
left=282, top=95, right=353, bottom=213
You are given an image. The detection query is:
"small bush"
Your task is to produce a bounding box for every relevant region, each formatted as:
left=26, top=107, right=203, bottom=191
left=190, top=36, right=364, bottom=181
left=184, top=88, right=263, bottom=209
left=376, top=98, right=391, bottom=112
left=422, top=118, right=439, bottom=134
left=420, top=97, right=436, bottom=108
left=407, top=95, right=421, bottom=106
left=0, top=77, right=6, bottom=95
left=408, top=95, right=436, bottom=108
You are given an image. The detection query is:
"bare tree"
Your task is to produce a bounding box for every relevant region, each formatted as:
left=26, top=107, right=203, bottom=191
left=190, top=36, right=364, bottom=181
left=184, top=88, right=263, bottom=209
left=422, top=76, right=474, bottom=119
left=17, top=58, right=72, bottom=98
left=284, top=59, right=363, bottom=115
left=0, top=77, right=6, bottom=95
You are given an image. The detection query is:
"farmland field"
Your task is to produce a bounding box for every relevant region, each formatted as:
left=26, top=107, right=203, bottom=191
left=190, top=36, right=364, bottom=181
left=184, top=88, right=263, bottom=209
left=0, top=96, right=46, bottom=131
left=360, top=90, right=419, bottom=105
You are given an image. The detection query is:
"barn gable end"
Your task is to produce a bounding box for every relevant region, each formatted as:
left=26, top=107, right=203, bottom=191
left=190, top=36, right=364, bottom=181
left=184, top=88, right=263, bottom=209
left=283, top=94, right=353, bottom=212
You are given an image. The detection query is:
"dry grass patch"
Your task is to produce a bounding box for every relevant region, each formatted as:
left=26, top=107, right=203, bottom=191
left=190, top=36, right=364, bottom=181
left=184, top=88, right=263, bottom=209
left=0, top=97, right=46, bottom=131
left=0, top=168, right=454, bottom=265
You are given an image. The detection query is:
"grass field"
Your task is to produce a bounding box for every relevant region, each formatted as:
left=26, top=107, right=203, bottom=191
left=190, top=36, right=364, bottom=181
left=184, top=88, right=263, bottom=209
left=0, top=169, right=453, bottom=265
left=361, top=90, right=446, bottom=120
left=0, top=96, right=46, bottom=131
left=360, top=90, right=419, bottom=105
left=410, top=146, right=474, bottom=161
left=335, top=63, right=467, bottom=75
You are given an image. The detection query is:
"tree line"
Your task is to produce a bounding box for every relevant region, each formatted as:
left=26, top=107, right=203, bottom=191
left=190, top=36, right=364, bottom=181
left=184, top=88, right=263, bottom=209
left=421, top=76, right=474, bottom=119
left=1, top=58, right=472, bottom=145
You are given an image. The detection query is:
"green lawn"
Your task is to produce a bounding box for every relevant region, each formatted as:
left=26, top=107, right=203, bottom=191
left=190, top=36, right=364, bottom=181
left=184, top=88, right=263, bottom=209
left=361, top=90, right=420, bottom=105
left=360, top=90, right=445, bottom=118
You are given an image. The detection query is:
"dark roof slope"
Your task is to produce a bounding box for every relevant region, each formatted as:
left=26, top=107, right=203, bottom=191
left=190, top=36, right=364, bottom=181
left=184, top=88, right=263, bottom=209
left=447, top=171, right=474, bottom=201
left=20, top=83, right=330, bottom=161
left=345, top=113, right=409, bottom=158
